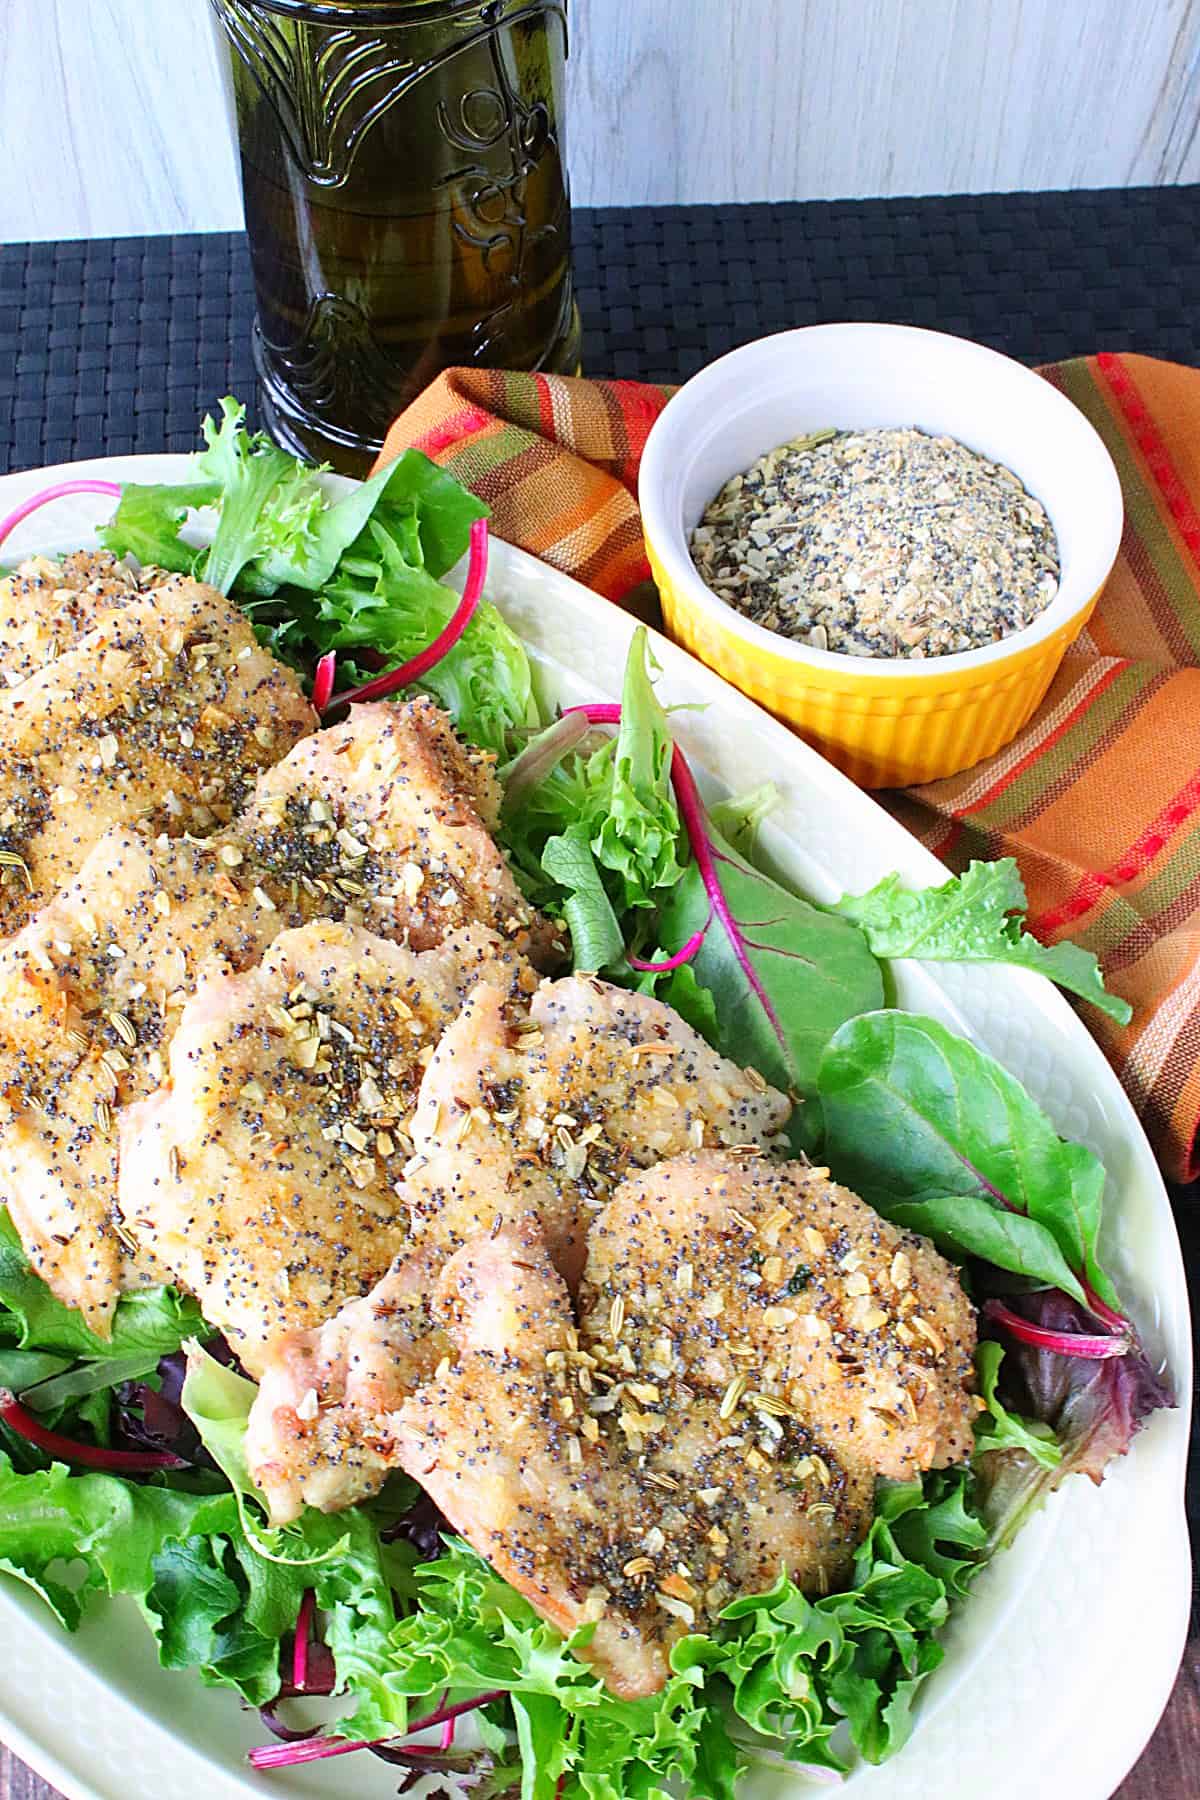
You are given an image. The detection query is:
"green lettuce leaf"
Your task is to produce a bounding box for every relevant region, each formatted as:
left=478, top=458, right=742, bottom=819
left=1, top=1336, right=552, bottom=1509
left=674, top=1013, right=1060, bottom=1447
left=971, top=1343, right=1062, bottom=1471
left=238, top=444, right=484, bottom=597
left=145, top=1532, right=302, bottom=1705
left=816, top=1010, right=1120, bottom=1308
left=101, top=403, right=497, bottom=743
left=253, top=444, right=487, bottom=598
left=497, top=629, right=685, bottom=943
left=540, top=826, right=626, bottom=973
left=180, top=1340, right=404, bottom=1738
left=706, top=781, right=779, bottom=854
left=832, top=860, right=1132, bottom=1025
left=592, top=631, right=686, bottom=912
left=296, top=508, right=532, bottom=754
left=0, top=1449, right=237, bottom=1630
left=639, top=960, right=720, bottom=1042
left=99, top=479, right=217, bottom=573
left=0, top=1209, right=208, bottom=1359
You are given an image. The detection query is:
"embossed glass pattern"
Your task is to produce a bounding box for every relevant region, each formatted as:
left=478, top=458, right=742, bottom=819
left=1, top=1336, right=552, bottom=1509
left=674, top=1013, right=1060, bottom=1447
left=210, top=0, right=580, bottom=473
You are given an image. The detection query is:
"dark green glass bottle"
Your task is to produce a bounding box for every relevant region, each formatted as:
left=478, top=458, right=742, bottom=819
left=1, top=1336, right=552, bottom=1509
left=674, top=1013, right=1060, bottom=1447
left=210, top=0, right=581, bottom=473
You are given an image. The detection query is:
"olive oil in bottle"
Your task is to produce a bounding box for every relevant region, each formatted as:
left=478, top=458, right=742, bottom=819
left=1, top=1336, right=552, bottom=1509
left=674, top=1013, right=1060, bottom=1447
left=210, top=0, right=581, bottom=473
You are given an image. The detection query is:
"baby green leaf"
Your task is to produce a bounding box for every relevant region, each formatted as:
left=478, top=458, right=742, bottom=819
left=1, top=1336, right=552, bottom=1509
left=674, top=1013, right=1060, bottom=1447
left=817, top=1011, right=1121, bottom=1309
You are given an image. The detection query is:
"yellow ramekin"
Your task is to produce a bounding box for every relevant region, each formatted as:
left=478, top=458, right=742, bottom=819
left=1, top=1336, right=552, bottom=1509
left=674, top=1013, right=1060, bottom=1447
left=639, top=324, right=1123, bottom=788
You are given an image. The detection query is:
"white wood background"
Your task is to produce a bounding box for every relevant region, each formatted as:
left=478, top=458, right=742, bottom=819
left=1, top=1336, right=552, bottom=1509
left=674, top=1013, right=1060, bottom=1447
left=3, top=0, right=1200, bottom=240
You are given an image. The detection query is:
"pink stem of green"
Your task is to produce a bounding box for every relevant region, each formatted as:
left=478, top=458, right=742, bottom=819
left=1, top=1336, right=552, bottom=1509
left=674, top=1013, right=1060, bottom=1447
left=627, top=925, right=708, bottom=972
left=565, top=703, right=787, bottom=1043
left=984, top=1300, right=1129, bottom=1360
left=248, top=1688, right=508, bottom=1771
left=0, top=479, right=123, bottom=551
left=327, top=516, right=488, bottom=709
left=0, top=1388, right=187, bottom=1470
left=311, top=652, right=337, bottom=714
left=291, top=1590, right=314, bottom=1693
left=1082, top=1281, right=1127, bottom=1333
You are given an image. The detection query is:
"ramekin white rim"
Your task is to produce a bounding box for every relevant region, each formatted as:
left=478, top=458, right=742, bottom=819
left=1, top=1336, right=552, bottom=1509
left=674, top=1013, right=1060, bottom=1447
left=638, top=322, right=1124, bottom=681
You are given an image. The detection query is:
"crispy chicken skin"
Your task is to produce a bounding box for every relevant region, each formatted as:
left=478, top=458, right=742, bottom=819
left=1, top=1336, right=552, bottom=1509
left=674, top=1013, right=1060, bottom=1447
left=118, top=921, right=524, bottom=1373
left=236, top=698, right=558, bottom=965
left=396, top=1225, right=873, bottom=1700
left=0, top=552, right=144, bottom=689
left=404, top=974, right=791, bottom=1288
left=0, top=579, right=315, bottom=933
left=582, top=1151, right=981, bottom=1479
left=245, top=1245, right=448, bottom=1524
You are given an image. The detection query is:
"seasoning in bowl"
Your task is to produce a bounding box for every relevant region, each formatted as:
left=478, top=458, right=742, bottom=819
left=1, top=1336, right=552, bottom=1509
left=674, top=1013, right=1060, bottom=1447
left=688, top=426, right=1061, bottom=658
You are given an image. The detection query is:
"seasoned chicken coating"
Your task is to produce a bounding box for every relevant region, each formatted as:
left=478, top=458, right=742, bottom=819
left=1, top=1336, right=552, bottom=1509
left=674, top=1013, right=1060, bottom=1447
left=119, top=921, right=527, bottom=1373
left=0, top=697, right=547, bottom=1332
left=582, top=1152, right=980, bottom=1479
left=404, top=975, right=791, bottom=1287
left=246, top=978, right=790, bottom=1521
left=0, top=578, right=315, bottom=933
left=0, top=825, right=285, bottom=1331
left=245, top=1245, right=448, bottom=1524
left=396, top=1225, right=872, bottom=1699
left=234, top=697, right=558, bottom=965
left=0, top=552, right=144, bottom=688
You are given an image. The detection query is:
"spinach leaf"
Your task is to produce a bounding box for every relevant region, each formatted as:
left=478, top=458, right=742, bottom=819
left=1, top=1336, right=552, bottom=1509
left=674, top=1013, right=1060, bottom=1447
left=658, top=821, right=884, bottom=1114
left=816, top=1010, right=1120, bottom=1308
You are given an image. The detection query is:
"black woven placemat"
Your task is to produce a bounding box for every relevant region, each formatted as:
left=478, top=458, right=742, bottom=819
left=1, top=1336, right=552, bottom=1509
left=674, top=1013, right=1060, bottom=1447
left=2, top=183, right=1200, bottom=471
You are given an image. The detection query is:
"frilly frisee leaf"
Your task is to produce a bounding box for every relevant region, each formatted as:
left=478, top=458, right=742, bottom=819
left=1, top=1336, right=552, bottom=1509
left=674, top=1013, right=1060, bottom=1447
left=670, top=1469, right=986, bottom=1774
left=832, top=859, right=1132, bottom=1026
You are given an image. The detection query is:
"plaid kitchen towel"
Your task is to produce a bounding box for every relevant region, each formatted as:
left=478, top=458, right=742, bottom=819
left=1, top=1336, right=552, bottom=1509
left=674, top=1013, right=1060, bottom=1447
left=375, top=355, right=1200, bottom=1182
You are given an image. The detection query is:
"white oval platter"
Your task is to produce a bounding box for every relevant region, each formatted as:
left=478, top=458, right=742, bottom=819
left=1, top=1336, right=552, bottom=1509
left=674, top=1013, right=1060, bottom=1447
left=0, top=455, right=1189, bottom=1800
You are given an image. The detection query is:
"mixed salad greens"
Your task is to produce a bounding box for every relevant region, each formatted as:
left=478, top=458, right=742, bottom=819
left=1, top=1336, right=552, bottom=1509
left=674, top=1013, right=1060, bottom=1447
left=0, top=402, right=1173, bottom=1794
